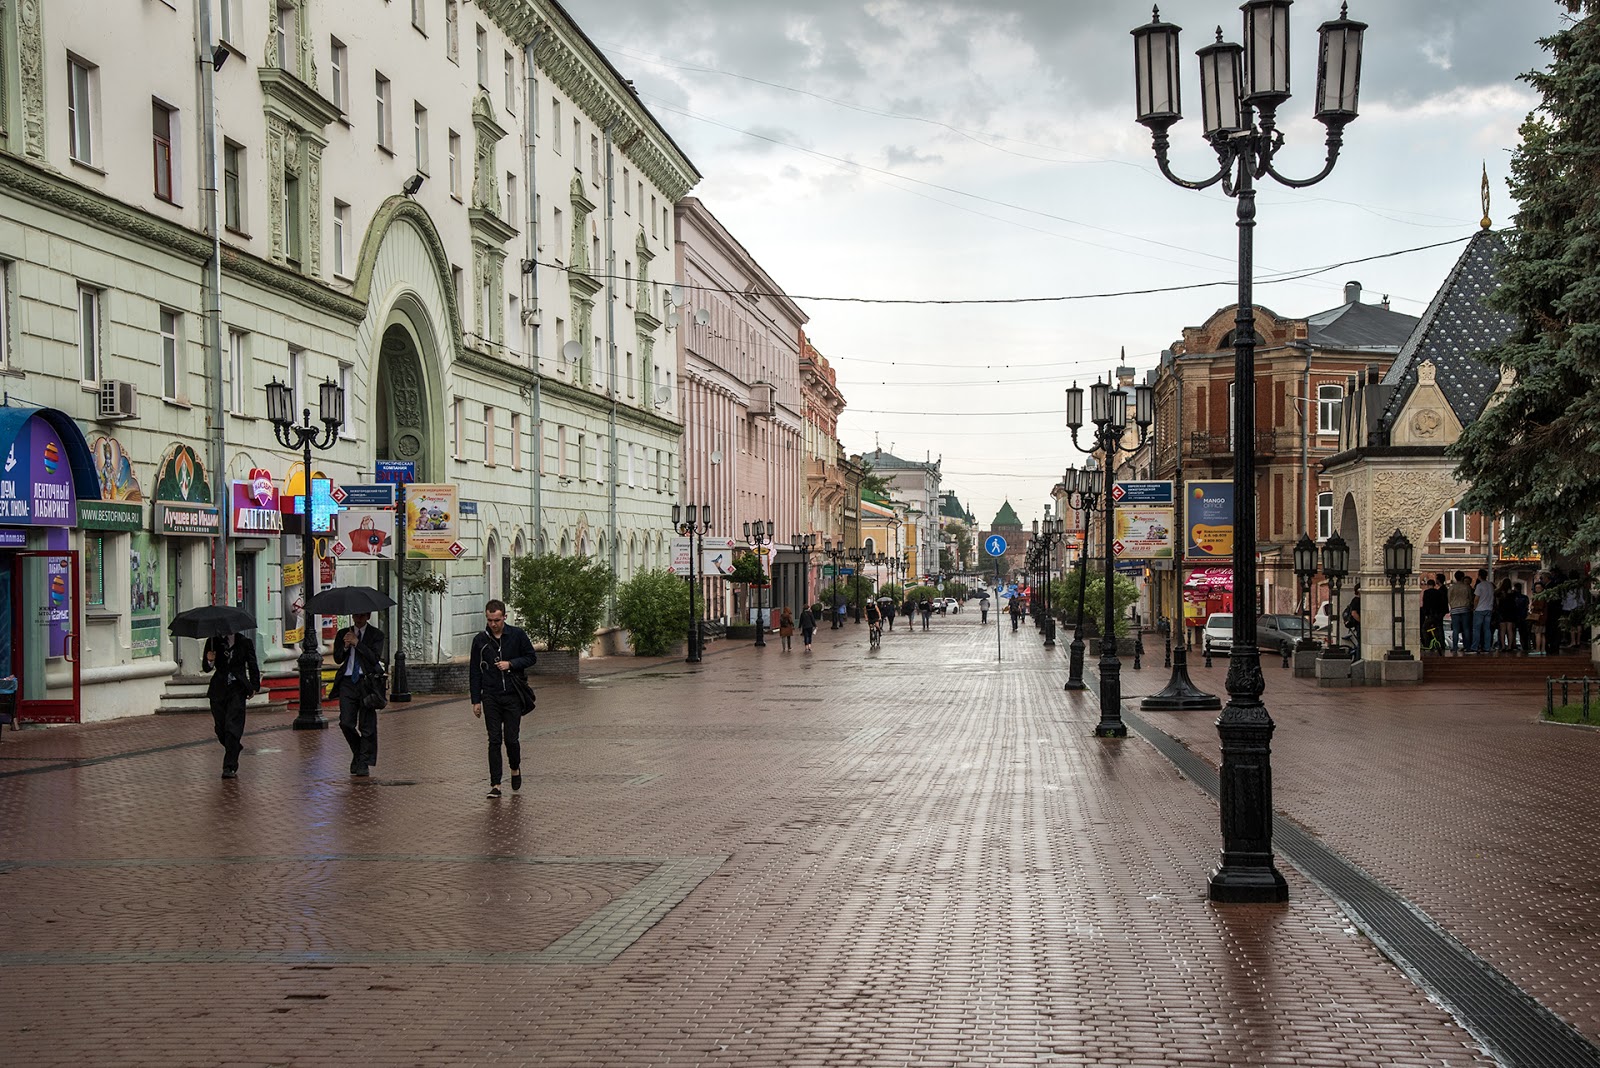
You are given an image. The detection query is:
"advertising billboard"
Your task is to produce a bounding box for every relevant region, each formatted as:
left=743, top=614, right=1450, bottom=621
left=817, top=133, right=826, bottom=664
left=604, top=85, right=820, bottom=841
left=1185, top=480, right=1234, bottom=560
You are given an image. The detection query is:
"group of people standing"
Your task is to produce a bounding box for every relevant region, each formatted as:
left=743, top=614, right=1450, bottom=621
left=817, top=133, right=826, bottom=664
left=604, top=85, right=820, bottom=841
left=201, top=600, right=539, bottom=798
left=1421, top=567, right=1589, bottom=655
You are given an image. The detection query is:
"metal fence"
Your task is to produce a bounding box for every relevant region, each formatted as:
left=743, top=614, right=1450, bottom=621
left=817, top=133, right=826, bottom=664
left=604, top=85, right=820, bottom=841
left=1545, top=676, right=1600, bottom=721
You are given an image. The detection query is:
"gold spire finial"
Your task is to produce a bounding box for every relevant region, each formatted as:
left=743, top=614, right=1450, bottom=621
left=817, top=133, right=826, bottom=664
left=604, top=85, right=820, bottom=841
left=1481, top=162, right=1492, bottom=230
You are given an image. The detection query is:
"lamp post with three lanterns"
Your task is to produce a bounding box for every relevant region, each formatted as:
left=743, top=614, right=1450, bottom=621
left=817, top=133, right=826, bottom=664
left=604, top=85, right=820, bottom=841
left=743, top=518, right=774, bottom=648
left=1060, top=458, right=1102, bottom=691
left=1130, top=0, right=1366, bottom=903
left=266, top=376, right=345, bottom=731
left=673, top=503, right=712, bottom=663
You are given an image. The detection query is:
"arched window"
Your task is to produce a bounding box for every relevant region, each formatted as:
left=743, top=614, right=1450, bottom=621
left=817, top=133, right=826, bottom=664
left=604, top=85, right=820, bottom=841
left=863, top=536, right=876, bottom=555
left=485, top=533, right=500, bottom=600
left=1317, top=493, right=1333, bottom=540
left=559, top=532, right=570, bottom=558
left=1442, top=504, right=1466, bottom=542
left=1318, top=384, right=1344, bottom=435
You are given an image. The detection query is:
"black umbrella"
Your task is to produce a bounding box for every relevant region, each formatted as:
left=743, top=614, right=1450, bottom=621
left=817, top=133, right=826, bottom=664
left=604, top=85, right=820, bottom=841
left=168, top=604, right=257, bottom=638
left=305, top=585, right=396, bottom=616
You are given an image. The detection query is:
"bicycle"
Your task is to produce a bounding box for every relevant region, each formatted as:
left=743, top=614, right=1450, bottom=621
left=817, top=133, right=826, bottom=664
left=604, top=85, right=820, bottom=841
left=869, top=621, right=883, bottom=648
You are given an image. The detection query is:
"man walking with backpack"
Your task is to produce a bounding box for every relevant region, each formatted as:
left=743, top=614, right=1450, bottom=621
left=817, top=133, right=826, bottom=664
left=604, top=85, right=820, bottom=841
left=470, top=599, right=537, bottom=799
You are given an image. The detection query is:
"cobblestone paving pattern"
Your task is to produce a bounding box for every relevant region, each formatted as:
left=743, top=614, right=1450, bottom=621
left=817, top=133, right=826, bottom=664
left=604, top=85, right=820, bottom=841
left=1131, top=648, right=1600, bottom=1049
left=0, top=620, right=1498, bottom=1066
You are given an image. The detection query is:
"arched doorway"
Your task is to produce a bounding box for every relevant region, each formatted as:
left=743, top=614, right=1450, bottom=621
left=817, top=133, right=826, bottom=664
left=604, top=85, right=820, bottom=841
left=374, top=313, right=441, bottom=661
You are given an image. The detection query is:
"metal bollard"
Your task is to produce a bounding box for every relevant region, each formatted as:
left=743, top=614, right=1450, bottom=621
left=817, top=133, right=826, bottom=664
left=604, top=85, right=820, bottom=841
left=1204, top=647, right=1213, bottom=669
left=1134, top=633, right=1143, bottom=670
left=1282, top=643, right=1291, bottom=669
left=1586, top=678, right=1592, bottom=723
left=1547, top=677, right=1555, bottom=716
left=1164, top=633, right=1172, bottom=669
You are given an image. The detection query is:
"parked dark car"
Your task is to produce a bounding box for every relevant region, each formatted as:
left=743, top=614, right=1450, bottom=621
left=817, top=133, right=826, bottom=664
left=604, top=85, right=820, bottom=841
left=1203, top=613, right=1319, bottom=657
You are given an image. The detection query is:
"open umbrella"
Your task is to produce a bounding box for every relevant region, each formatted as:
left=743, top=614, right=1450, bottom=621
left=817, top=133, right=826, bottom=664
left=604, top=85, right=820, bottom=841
left=169, top=604, right=256, bottom=638
left=305, top=585, right=396, bottom=616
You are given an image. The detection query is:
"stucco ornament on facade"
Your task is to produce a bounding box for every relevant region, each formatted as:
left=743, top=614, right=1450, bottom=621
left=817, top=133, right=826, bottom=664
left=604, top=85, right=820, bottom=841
left=1369, top=469, right=1460, bottom=571
left=17, top=0, right=45, bottom=158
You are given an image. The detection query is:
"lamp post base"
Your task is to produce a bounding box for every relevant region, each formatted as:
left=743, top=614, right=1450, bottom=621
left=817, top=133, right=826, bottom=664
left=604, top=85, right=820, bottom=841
left=1208, top=862, right=1289, bottom=903
left=1141, top=649, right=1221, bottom=711
left=1093, top=719, right=1128, bottom=738
left=291, top=648, right=327, bottom=730
left=1065, top=636, right=1088, bottom=690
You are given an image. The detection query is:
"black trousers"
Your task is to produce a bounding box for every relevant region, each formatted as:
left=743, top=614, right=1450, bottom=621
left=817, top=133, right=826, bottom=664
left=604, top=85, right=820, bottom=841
left=338, top=689, right=378, bottom=769
left=482, top=690, right=524, bottom=785
left=210, top=690, right=246, bottom=771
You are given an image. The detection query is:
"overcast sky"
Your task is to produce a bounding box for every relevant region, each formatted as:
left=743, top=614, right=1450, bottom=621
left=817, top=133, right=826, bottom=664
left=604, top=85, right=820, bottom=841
left=579, top=0, right=1561, bottom=529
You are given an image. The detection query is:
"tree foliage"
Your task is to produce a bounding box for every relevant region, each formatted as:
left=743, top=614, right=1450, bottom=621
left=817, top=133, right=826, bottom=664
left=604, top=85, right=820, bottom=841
left=615, top=569, right=691, bottom=656
left=1051, top=567, right=1140, bottom=637
left=818, top=576, right=874, bottom=609
left=1453, top=4, right=1600, bottom=575
left=857, top=459, right=893, bottom=500
left=509, top=554, right=613, bottom=655
left=726, top=550, right=766, bottom=585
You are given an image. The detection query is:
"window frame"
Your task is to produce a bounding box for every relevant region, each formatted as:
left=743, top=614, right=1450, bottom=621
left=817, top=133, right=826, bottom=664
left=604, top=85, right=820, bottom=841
left=413, top=102, right=429, bottom=173
left=410, top=0, right=426, bottom=34
left=504, top=52, right=516, bottom=111
left=1317, top=383, right=1344, bottom=435
left=1442, top=505, right=1467, bottom=543
left=484, top=404, right=497, bottom=467
left=332, top=199, right=351, bottom=277
left=160, top=307, right=181, bottom=401
left=475, top=25, right=488, bottom=88
left=77, top=284, right=102, bottom=385
left=152, top=100, right=176, bottom=203
left=329, top=38, right=348, bottom=114
left=511, top=413, right=523, bottom=472
left=67, top=55, right=98, bottom=167
left=0, top=261, right=10, bottom=371
left=283, top=169, right=302, bottom=265
left=453, top=396, right=465, bottom=458
left=222, top=139, right=246, bottom=233
left=85, top=532, right=106, bottom=609
left=228, top=329, right=248, bottom=415
left=338, top=362, right=356, bottom=440
left=445, top=0, right=459, bottom=62
left=505, top=172, right=517, bottom=227
left=375, top=73, right=392, bottom=150
left=1316, top=492, right=1333, bottom=541
left=447, top=130, right=461, bottom=199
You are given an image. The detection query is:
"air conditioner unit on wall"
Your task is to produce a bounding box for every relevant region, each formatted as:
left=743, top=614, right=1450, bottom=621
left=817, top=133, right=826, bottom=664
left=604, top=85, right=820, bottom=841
left=99, top=380, right=137, bottom=420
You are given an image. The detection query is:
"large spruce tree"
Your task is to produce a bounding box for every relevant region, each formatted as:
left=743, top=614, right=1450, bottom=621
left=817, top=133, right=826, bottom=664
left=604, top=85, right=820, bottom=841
left=1453, top=2, right=1600, bottom=569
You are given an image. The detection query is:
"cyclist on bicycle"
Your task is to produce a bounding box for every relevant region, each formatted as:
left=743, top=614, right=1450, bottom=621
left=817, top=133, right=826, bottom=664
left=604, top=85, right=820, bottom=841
left=866, top=600, right=884, bottom=647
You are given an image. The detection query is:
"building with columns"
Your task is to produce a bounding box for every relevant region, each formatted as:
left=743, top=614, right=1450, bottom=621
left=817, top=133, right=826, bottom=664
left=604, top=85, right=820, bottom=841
left=0, top=0, right=695, bottom=722
left=674, top=196, right=806, bottom=623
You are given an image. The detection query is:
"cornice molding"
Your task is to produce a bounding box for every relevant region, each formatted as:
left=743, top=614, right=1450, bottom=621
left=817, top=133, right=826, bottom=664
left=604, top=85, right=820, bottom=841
left=458, top=346, right=537, bottom=387
left=469, top=208, right=519, bottom=246
left=538, top=375, right=682, bottom=436
left=258, top=66, right=341, bottom=133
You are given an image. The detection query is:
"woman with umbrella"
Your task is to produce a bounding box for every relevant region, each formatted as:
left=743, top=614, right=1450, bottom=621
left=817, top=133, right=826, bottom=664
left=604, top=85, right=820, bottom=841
left=171, top=605, right=260, bottom=780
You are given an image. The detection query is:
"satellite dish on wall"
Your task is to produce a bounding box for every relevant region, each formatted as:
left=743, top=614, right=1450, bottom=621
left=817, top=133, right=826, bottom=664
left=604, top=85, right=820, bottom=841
left=710, top=449, right=723, bottom=465
left=666, top=312, right=680, bottom=330
left=672, top=284, right=685, bottom=307
left=653, top=385, right=673, bottom=408
left=694, top=308, right=711, bottom=327
left=561, top=340, right=583, bottom=363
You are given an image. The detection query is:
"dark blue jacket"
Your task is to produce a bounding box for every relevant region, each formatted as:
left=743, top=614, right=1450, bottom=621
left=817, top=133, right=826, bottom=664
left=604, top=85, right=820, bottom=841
left=469, top=624, right=537, bottom=704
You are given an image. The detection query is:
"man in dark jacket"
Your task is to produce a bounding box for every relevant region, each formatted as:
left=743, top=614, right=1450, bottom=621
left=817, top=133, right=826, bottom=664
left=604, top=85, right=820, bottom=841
left=469, top=599, right=537, bottom=798
left=202, top=630, right=260, bottom=779
left=331, top=612, right=386, bottom=776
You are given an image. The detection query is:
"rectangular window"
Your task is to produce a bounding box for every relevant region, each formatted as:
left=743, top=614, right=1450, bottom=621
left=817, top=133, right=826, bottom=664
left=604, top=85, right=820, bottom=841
left=223, top=140, right=245, bottom=232
left=650, top=195, right=658, bottom=237
left=577, top=433, right=587, bottom=480
left=160, top=308, right=180, bottom=400
left=475, top=25, right=488, bottom=87
left=551, top=99, right=562, bottom=151
left=448, top=130, right=461, bottom=197
left=555, top=318, right=566, bottom=364
left=228, top=329, right=247, bottom=414
left=511, top=414, right=523, bottom=471
left=152, top=101, right=176, bottom=202
left=86, top=533, right=106, bottom=608
left=78, top=285, right=101, bottom=383
left=332, top=200, right=351, bottom=276
left=627, top=443, right=635, bottom=487
left=0, top=262, right=10, bottom=370
left=592, top=438, right=602, bottom=482
left=557, top=424, right=568, bottom=477
left=572, top=118, right=581, bottom=171
left=624, top=261, right=632, bottom=307
left=413, top=103, right=429, bottom=172
left=288, top=345, right=303, bottom=414
left=453, top=397, right=465, bottom=457
left=276, top=3, right=296, bottom=70
left=1317, top=384, right=1344, bottom=435
left=339, top=362, right=355, bottom=439
left=551, top=207, right=564, bottom=263
left=411, top=0, right=426, bottom=33
left=68, top=56, right=97, bottom=165
left=1317, top=492, right=1333, bottom=540
left=626, top=351, right=634, bottom=397
left=590, top=134, right=599, bottom=186
left=283, top=170, right=302, bottom=264
left=637, top=181, right=644, bottom=225
left=445, top=0, right=459, bottom=62
left=330, top=38, right=347, bottom=112
left=1443, top=505, right=1466, bottom=543
left=484, top=405, right=497, bottom=466
left=218, top=0, right=242, bottom=43
left=375, top=74, right=392, bottom=149
left=506, top=172, right=517, bottom=226
left=622, top=167, right=630, bottom=213
left=504, top=52, right=516, bottom=110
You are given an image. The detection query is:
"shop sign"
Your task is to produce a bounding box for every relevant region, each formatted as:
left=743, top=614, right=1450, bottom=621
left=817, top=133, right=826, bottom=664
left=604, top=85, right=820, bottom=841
left=154, top=444, right=218, bottom=537
left=1184, top=480, right=1234, bottom=560
left=89, top=436, right=144, bottom=502
left=230, top=471, right=283, bottom=535
left=130, top=531, right=161, bottom=658
left=341, top=508, right=396, bottom=559
left=0, top=529, right=25, bottom=548
left=79, top=500, right=143, bottom=531
left=405, top=483, right=461, bottom=559
left=0, top=416, right=78, bottom=526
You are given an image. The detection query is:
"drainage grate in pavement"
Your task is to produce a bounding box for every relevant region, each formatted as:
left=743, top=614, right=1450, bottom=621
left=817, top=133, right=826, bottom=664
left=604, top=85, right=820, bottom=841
left=1120, top=704, right=1600, bottom=1068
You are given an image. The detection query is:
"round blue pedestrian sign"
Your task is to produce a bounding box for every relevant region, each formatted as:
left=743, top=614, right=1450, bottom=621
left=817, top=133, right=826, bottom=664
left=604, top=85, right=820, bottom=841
left=985, top=535, right=1007, bottom=557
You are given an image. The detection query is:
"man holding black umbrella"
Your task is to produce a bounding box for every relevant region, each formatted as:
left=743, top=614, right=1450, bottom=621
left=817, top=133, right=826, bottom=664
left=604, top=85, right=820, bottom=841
left=331, top=612, right=385, bottom=776
left=202, top=630, right=260, bottom=780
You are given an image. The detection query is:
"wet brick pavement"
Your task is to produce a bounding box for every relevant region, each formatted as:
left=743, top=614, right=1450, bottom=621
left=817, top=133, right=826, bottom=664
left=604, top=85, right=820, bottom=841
left=0, top=613, right=1573, bottom=1066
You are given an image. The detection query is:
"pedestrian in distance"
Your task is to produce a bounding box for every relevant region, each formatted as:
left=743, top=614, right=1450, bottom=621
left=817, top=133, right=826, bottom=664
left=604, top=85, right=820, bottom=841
left=1512, top=582, right=1532, bottom=655
left=884, top=600, right=896, bottom=631
left=470, top=599, right=537, bottom=799
left=980, top=596, right=990, bottom=624
left=778, top=606, right=795, bottom=651
left=202, top=630, right=260, bottom=780
left=1343, top=589, right=1362, bottom=660
left=1420, top=575, right=1447, bottom=654
left=799, top=605, right=816, bottom=653
left=1530, top=579, right=1549, bottom=655
left=1447, top=570, right=1474, bottom=653
left=1472, top=568, right=1495, bottom=654
left=330, top=612, right=386, bottom=777
left=919, top=598, right=933, bottom=631
left=1495, top=577, right=1516, bottom=653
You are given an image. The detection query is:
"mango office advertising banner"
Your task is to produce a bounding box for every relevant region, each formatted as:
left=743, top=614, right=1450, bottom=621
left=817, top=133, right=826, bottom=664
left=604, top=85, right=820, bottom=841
left=1185, top=480, right=1235, bottom=560
left=405, top=484, right=462, bottom=559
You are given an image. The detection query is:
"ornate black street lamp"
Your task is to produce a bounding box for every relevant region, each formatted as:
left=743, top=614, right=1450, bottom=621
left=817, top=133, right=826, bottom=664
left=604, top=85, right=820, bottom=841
left=1131, top=0, right=1365, bottom=903
left=824, top=536, right=846, bottom=628
left=1034, top=515, right=1065, bottom=647
left=1383, top=528, right=1414, bottom=660
left=847, top=547, right=865, bottom=623
left=1293, top=532, right=1320, bottom=651
left=1321, top=531, right=1351, bottom=660
left=744, top=518, right=774, bottom=648
left=1066, top=377, right=1154, bottom=736
left=796, top=532, right=819, bottom=616
left=673, top=503, right=711, bottom=663
left=266, top=376, right=345, bottom=731
left=1061, top=461, right=1103, bottom=691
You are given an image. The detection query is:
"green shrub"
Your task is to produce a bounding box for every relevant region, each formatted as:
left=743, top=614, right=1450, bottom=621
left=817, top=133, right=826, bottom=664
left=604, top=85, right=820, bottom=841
left=615, top=569, right=690, bottom=656
left=509, top=554, right=613, bottom=655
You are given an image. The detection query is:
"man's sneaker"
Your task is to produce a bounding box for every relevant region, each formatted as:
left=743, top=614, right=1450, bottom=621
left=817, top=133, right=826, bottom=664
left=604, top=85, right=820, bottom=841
left=486, top=785, right=502, bottom=798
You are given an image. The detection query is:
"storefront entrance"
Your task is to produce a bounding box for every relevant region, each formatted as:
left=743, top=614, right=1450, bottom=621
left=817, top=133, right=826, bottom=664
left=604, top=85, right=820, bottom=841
left=4, top=550, right=81, bottom=723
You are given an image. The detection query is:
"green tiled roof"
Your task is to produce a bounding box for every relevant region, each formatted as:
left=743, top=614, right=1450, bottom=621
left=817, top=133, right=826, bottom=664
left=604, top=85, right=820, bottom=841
left=992, top=500, right=1021, bottom=528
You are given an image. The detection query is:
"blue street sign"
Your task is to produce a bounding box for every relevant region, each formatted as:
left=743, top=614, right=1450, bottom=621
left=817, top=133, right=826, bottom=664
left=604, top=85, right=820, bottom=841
left=459, top=500, right=478, bottom=516
left=375, top=460, right=417, bottom=484
left=985, top=535, right=1008, bottom=557
left=340, top=484, right=395, bottom=508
